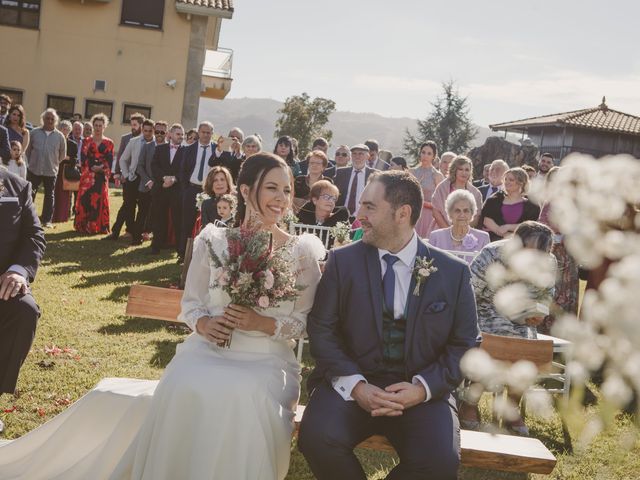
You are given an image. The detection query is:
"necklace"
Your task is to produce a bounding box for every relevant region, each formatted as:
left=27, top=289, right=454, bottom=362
left=449, top=226, right=470, bottom=243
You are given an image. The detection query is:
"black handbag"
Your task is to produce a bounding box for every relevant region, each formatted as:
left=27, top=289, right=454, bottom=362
left=63, top=164, right=81, bottom=181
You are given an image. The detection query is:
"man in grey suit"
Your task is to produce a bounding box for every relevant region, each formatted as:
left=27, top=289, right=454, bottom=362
left=333, top=144, right=375, bottom=218
left=365, top=139, right=390, bottom=171
left=299, top=170, right=479, bottom=479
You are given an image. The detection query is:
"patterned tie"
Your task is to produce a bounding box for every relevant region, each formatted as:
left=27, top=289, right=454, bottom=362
left=197, top=145, right=208, bottom=182
left=382, top=254, right=400, bottom=316
left=347, top=169, right=361, bottom=214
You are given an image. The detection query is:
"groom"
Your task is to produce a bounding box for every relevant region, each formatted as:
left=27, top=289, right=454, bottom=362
left=299, top=170, right=480, bottom=479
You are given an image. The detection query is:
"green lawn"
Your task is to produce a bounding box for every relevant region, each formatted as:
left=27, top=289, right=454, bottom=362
left=1, top=189, right=639, bottom=479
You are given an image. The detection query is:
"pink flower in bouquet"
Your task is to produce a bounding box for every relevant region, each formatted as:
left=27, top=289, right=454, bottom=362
left=462, top=233, right=479, bottom=251
left=263, top=270, right=275, bottom=290
left=212, top=267, right=229, bottom=286
left=258, top=296, right=270, bottom=309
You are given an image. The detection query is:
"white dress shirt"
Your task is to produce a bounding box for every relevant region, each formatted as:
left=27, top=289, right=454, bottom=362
left=344, top=168, right=366, bottom=214
left=189, top=143, right=213, bottom=185
left=169, top=143, right=180, bottom=164
left=332, top=232, right=432, bottom=402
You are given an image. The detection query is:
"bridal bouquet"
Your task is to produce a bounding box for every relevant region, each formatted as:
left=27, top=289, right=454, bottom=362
left=204, top=224, right=302, bottom=347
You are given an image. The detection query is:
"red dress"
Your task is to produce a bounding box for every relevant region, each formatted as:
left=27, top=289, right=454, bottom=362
left=74, top=137, right=113, bottom=234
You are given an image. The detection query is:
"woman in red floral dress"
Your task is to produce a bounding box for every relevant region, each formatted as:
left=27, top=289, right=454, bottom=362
left=74, top=113, right=113, bottom=234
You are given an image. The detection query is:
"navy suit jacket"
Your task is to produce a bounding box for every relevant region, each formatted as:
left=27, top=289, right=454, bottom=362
left=179, top=142, right=217, bottom=187
left=307, top=237, right=480, bottom=400
left=151, top=143, right=183, bottom=188
left=333, top=166, right=375, bottom=208
left=0, top=168, right=46, bottom=282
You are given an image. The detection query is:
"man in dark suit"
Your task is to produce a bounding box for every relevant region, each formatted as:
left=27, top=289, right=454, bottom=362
left=210, top=127, right=245, bottom=182
left=299, top=170, right=479, bottom=479
left=333, top=144, right=375, bottom=218
left=473, top=164, right=491, bottom=188
left=178, top=121, right=217, bottom=261
left=0, top=167, right=46, bottom=432
left=365, top=139, right=390, bottom=171
left=478, top=159, right=508, bottom=202
left=150, top=123, right=184, bottom=255
left=0, top=124, right=10, bottom=163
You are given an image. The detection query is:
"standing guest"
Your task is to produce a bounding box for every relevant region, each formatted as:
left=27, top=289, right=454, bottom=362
left=0, top=94, right=11, bottom=125
left=473, top=164, right=491, bottom=187
left=104, top=119, right=154, bottom=243
left=537, top=166, right=579, bottom=334
left=479, top=159, right=508, bottom=202
left=334, top=144, right=375, bottom=218
left=299, top=137, right=330, bottom=175
left=293, top=150, right=332, bottom=210
left=410, top=141, right=445, bottom=238
left=428, top=190, right=490, bottom=262
left=522, top=164, right=537, bottom=180
left=431, top=155, right=483, bottom=231
left=214, top=193, right=236, bottom=226
left=136, top=121, right=168, bottom=243
left=274, top=135, right=301, bottom=176
left=364, top=139, right=390, bottom=170
left=82, top=122, right=93, bottom=138
left=212, top=127, right=245, bottom=182
left=25, top=108, right=66, bottom=228
left=52, top=120, right=78, bottom=223
left=0, top=167, right=46, bottom=434
left=241, top=134, right=262, bottom=159
left=113, top=112, right=145, bottom=193
left=71, top=113, right=83, bottom=123
left=481, top=167, right=541, bottom=242
left=297, top=180, right=349, bottom=249
left=537, top=153, right=554, bottom=178
left=389, top=156, right=409, bottom=171
left=69, top=121, right=84, bottom=157
left=185, top=128, right=198, bottom=145
left=178, top=121, right=217, bottom=261
left=74, top=114, right=113, bottom=234
left=438, top=151, right=455, bottom=178
left=199, top=166, right=235, bottom=229
left=4, top=105, right=30, bottom=151
left=3, top=141, right=27, bottom=179
left=324, top=145, right=350, bottom=178
left=0, top=124, right=9, bottom=163
left=150, top=123, right=184, bottom=255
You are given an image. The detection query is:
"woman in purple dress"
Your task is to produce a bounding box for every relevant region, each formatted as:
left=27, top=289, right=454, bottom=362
left=428, top=189, right=489, bottom=263
left=480, top=167, right=540, bottom=242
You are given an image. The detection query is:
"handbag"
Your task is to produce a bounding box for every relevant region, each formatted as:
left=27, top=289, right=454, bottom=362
left=63, top=164, right=80, bottom=192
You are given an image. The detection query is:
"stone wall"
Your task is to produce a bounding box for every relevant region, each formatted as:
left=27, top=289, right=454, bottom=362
left=467, top=136, right=540, bottom=176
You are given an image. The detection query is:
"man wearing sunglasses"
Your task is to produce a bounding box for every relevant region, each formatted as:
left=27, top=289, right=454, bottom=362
left=324, top=145, right=350, bottom=178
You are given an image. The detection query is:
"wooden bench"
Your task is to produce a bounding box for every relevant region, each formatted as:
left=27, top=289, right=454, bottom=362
left=125, top=284, right=557, bottom=475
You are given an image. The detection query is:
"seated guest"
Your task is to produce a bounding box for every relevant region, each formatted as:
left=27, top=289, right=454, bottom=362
left=0, top=166, right=46, bottom=433
left=199, top=166, right=235, bottom=230
left=214, top=193, right=236, bottom=226
left=3, top=141, right=27, bottom=179
left=324, top=144, right=350, bottom=178
left=461, top=221, right=555, bottom=434
left=473, top=163, right=491, bottom=187
left=481, top=167, right=540, bottom=242
left=293, top=150, right=332, bottom=211
left=364, top=138, right=390, bottom=170
left=274, top=135, right=301, bottom=176
left=299, top=137, right=330, bottom=175
left=241, top=134, right=262, bottom=159
left=479, top=159, right=508, bottom=202
left=389, top=156, right=409, bottom=171
left=429, top=189, right=490, bottom=262
left=3, top=104, right=29, bottom=151
left=297, top=180, right=349, bottom=248
left=334, top=144, right=375, bottom=218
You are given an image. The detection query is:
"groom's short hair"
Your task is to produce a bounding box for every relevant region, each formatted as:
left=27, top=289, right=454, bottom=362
left=370, top=170, right=423, bottom=226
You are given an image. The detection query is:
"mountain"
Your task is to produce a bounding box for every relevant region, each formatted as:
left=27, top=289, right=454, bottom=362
left=199, top=97, right=501, bottom=155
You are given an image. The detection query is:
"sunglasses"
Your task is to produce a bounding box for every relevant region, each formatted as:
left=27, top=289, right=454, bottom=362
left=155, top=130, right=166, bottom=135
left=319, top=194, right=338, bottom=202
left=335, top=152, right=349, bottom=157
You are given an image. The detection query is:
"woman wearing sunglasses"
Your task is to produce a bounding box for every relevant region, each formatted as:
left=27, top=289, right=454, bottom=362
left=297, top=180, right=349, bottom=248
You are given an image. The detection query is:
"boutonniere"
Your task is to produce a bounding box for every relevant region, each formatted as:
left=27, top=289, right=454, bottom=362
left=412, top=257, right=437, bottom=296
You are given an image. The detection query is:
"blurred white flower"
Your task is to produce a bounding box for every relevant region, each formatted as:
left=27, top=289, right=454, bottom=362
left=506, top=360, right=539, bottom=394
left=493, top=396, right=520, bottom=422
left=601, top=374, right=633, bottom=408
left=524, top=390, right=554, bottom=420
left=494, top=283, right=532, bottom=321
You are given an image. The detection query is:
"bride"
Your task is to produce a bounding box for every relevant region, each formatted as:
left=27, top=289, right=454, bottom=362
left=0, top=153, right=324, bottom=480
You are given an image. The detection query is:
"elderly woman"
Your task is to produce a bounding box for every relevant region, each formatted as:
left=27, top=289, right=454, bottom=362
left=293, top=150, right=332, bottom=210
left=428, top=189, right=490, bottom=262
left=461, top=221, right=556, bottom=434
left=242, top=134, right=262, bottom=158
left=481, top=167, right=541, bottom=242
left=430, top=155, right=483, bottom=232
left=297, top=179, right=349, bottom=248
left=409, top=141, right=444, bottom=238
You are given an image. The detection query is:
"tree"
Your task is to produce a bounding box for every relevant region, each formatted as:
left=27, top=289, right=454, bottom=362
left=403, top=80, right=478, bottom=162
left=274, top=92, right=336, bottom=158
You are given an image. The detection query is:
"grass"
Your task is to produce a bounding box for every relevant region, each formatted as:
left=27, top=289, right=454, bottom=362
left=1, top=189, right=639, bottom=479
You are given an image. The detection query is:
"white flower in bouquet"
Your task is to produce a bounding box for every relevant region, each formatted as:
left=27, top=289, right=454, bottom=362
left=196, top=192, right=210, bottom=211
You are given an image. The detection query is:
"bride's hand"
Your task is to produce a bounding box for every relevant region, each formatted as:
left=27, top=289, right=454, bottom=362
left=196, top=315, right=234, bottom=345
left=224, top=304, right=265, bottom=332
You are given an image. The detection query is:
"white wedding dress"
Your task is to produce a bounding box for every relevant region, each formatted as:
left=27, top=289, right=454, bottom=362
left=0, top=225, right=324, bottom=480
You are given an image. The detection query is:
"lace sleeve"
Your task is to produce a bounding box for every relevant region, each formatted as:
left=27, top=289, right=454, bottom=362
left=270, top=234, right=324, bottom=340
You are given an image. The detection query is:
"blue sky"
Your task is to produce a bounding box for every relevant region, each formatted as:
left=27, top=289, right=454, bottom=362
left=218, top=0, right=639, bottom=126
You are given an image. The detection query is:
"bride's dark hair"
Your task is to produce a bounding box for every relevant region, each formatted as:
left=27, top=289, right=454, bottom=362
left=234, top=152, right=292, bottom=227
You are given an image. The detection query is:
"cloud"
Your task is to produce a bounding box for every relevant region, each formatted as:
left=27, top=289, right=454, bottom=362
left=352, top=74, right=441, bottom=93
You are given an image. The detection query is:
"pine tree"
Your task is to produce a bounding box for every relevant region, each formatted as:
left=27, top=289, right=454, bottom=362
left=274, top=93, right=336, bottom=158
left=403, top=81, right=477, bottom=162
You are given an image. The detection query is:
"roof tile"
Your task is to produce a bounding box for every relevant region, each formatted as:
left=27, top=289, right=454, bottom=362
left=175, top=0, right=234, bottom=12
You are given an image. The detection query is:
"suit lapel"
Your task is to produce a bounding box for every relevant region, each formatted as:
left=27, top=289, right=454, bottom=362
left=404, top=239, right=433, bottom=357
left=364, top=244, right=384, bottom=340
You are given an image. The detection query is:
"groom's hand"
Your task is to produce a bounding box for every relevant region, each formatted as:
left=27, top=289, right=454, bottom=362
left=373, top=382, right=427, bottom=412
left=352, top=382, right=404, bottom=417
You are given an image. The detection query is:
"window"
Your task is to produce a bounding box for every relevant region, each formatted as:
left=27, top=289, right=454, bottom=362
left=0, top=87, right=23, bottom=105
left=122, top=104, right=152, bottom=124
left=121, top=0, right=165, bottom=30
left=85, top=99, right=114, bottom=121
left=0, top=0, right=41, bottom=29
left=47, top=95, right=75, bottom=120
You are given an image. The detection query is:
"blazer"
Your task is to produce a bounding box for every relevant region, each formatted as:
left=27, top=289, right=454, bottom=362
left=369, top=158, right=390, bottom=171
left=115, top=132, right=133, bottom=174
left=306, top=238, right=479, bottom=399
left=119, top=135, right=148, bottom=181
left=211, top=150, right=244, bottom=182
left=0, top=125, right=10, bottom=163
left=136, top=141, right=159, bottom=192
left=151, top=143, right=183, bottom=188
left=478, top=183, right=502, bottom=202
left=333, top=166, right=375, bottom=208
left=0, top=168, right=46, bottom=282
left=179, top=141, right=217, bottom=187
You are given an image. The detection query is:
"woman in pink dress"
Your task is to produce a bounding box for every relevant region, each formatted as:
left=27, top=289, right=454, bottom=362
left=409, top=141, right=444, bottom=238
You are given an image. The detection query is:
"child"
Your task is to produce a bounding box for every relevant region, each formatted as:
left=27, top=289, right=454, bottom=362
left=216, top=193, right=237, bottom=226
left=3, top=141, right=27, bottom=179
